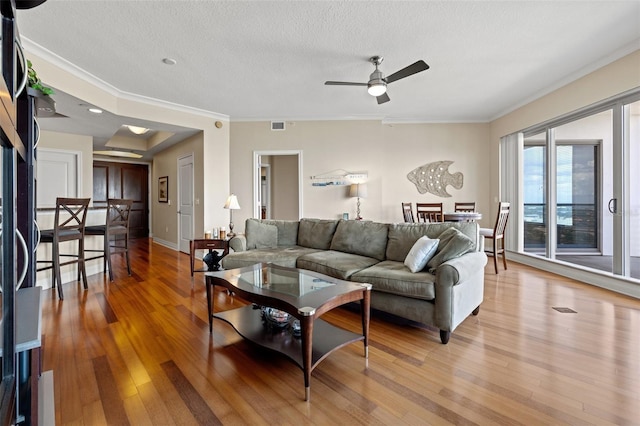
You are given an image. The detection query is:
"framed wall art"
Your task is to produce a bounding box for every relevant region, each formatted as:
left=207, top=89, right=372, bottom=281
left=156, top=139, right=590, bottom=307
left=158, top=176, right=169, bottom=203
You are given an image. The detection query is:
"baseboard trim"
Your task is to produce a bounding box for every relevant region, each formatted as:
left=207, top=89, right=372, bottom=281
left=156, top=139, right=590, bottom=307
left=152, top=238, right=179, bottom=251
left=508, top=251, right=640, bottom=299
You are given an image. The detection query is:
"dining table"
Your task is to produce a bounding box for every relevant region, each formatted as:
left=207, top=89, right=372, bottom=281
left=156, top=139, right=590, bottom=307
left=443, top=212, right=482, bottom=222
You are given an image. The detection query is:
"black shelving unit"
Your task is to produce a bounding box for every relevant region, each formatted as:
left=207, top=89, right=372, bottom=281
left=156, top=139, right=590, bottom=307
left=1, top=0, right=47, bottom=424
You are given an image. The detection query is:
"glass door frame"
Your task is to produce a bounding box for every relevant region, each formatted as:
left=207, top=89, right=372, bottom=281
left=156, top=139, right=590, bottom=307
left=516, top=88, right=640, bottom=280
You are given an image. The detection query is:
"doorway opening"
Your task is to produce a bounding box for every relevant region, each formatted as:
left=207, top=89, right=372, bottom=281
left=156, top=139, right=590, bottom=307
left=253, top=150, right=303, bottom=220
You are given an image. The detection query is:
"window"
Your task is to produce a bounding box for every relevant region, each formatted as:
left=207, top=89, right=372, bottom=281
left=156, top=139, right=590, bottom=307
left=505, top=90, right=640, bottom=281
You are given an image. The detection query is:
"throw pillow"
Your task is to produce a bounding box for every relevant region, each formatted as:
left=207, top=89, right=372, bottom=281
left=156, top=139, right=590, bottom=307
left=427, top=227, right=475, bottom=272
left=404, top=236, right=440, bottom=273
left=245, top=219, right=278, bottom=249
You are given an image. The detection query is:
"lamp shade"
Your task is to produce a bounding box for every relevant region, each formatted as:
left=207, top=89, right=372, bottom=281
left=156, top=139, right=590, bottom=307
left=224, top=194, right=241, bottom=210
left=349, top=183, right=368, bottom=198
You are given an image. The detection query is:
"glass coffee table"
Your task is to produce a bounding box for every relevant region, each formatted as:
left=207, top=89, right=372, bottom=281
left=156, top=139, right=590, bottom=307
left=205, top=263, right=371, bottom=401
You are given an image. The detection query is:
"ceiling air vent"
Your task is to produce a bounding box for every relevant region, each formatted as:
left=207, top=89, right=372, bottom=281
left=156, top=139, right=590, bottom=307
left=271, top=121, right=285, bottom=131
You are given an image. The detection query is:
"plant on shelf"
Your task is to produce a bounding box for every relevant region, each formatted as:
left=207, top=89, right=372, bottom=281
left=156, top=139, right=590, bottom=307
left=27, top=59, right=54, bottom=96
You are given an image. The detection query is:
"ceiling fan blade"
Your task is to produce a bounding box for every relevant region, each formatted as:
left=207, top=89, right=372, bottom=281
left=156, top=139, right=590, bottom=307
left=376, top=92, right=390, bottom=104
left=325, top=81, right=368, bottom=86
left=385, top=60, right=429, bottom=84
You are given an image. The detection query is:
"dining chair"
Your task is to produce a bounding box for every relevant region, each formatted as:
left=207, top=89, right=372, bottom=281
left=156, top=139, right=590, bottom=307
left=85, top=199, right=133, bottom=281
left=37, top=197, right=91, bottom=300
left=401, top=202, right=415, bottom=223
left=416, top=203, right=443, bottom=223
left=454, top=202, right=476, bottom=212
left=480, top=201, right=510, bottom=274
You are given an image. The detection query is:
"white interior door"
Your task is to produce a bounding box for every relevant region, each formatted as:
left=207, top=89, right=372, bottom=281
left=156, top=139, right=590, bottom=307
left=178, top=154, right=194, bottom=253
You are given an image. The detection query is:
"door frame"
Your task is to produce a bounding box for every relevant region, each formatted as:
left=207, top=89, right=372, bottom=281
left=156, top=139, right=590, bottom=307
left=260, top=163, right=271, bottom=219
left=253, top=150, right=303, bottom=219
left=177, top=153, right=195, bottom=253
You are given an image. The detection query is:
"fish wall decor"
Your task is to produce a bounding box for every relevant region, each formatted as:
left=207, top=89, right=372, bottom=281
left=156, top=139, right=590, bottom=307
left=407, top=160, right=463, bottom=197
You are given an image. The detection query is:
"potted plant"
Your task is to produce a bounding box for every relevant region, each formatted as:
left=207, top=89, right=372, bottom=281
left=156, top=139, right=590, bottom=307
left=26, top=60, right=56, bottom=116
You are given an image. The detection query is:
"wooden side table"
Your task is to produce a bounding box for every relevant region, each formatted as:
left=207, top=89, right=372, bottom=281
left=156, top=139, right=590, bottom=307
left=190, top=238, right=229, bottom=276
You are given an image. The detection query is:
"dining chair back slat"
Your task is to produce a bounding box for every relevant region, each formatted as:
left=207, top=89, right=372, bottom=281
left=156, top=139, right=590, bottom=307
left=480, top=201, right=510, bottom=273
left=402, top=202, right=415, bottom=223
left=454, top=202, right=476, bottom=212
left=416, top=203, right=443, bottom=223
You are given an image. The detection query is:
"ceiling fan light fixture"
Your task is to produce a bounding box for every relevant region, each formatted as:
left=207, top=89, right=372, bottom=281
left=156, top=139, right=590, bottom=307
left=367, top=80, right=387, bottom=97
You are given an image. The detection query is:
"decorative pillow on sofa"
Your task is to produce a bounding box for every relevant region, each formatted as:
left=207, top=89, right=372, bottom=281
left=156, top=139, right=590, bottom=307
left=426, top=227, right=475, bottom=272
left=404, top=236, right=440, bottom=273
left=245, top=219, right=278, bottom=249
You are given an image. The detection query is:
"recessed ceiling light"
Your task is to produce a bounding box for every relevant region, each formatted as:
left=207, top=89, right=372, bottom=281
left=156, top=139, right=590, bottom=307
left=162, top=58, right=177, bottom=65
left=93, top=150, right=143, bottom=159
left=88, top=107, right=103, bottom=114
left=125, top=125, right=150, bottom=135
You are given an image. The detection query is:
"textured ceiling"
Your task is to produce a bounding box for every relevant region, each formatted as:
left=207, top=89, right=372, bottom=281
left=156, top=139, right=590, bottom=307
left=16, top=1, right=640, bottom=155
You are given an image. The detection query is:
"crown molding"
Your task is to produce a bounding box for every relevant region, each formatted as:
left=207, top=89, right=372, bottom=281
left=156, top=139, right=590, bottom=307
left=22, top=37, right=230, bottom=121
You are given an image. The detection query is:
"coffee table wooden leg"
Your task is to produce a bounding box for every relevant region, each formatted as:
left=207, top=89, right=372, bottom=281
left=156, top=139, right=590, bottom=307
left=361, top=284, right=372, bottom=358
left=299, top=312, right=314, bottom=401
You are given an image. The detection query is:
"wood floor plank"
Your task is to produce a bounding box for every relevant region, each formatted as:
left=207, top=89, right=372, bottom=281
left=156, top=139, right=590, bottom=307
left=41, top=238, right=640, bottom=425
left=160, top=360, right=222, bottom=425
left=92, top=355, right=130, bottom=425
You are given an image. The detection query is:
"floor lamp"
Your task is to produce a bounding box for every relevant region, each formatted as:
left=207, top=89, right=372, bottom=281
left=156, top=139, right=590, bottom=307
left=224, top=194, right=241, bottom=237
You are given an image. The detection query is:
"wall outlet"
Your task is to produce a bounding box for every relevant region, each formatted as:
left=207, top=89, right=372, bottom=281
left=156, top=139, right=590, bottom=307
left=165, top=226, right=169, bottom=233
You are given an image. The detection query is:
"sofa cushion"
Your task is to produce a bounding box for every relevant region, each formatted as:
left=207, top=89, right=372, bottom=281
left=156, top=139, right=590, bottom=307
left=404, top=236, right=440, bottom=273
left=297, top=218, right=339, bottom=249
left=222, top=246, right=322, bottom=269
left=258, top=219, right=299, bottom=246
left=330, top=220, right=389, bottom=261
left=386, top=222, right=478, bottom=262
left=427, top=227, right=476, bottom=271
left=351, top=260, right=436, bottom=300
left=245, top=219, right=278, bottom=249
left=297, top=250, right=380, bottom=280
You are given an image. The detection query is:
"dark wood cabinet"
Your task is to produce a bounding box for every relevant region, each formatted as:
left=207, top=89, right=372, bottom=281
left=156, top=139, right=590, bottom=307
left=93, top=161, right=149, bottom=238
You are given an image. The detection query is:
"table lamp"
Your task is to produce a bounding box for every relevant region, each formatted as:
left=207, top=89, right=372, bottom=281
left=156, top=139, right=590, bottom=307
left=224, top=194, right=241, bottom=237
left=349, top=183, right=368, bottom=220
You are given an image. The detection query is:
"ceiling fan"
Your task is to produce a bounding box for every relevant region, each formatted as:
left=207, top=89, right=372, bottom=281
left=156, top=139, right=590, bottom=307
left=325, top=56, right=429, bottom=104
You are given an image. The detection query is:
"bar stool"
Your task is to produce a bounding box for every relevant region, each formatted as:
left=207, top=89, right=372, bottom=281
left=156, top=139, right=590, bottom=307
left=85, top=199, right=133, bottom=281
left=37, top=197, right=91, bottom=300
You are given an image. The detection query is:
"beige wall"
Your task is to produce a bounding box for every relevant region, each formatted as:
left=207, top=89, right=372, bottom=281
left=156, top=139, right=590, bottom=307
left=152, top=133, right=204, bottom=246
left=230, top=121, right=491, bottom=231
left=271, top=155, right=299, bottom=220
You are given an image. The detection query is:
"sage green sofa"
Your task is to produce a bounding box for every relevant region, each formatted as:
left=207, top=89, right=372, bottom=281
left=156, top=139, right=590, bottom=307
left=222, top=218, right=487, bottom=344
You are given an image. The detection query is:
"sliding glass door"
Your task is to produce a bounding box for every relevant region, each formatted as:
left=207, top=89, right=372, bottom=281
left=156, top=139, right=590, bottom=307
left=625, top=99, right=639, bottom=279
left=518, top=91, right=639, bottom=281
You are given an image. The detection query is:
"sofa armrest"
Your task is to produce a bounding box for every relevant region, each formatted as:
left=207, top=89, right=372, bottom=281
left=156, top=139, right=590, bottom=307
left=433, top=251, right=487, bottom=333
left=229, top=234, right=247, bottom=252
left=435, top=251, right=487, bottom=288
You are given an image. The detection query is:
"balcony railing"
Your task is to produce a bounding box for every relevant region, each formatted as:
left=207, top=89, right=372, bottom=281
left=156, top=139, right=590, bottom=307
left=524, top=203, right=598, bottom=250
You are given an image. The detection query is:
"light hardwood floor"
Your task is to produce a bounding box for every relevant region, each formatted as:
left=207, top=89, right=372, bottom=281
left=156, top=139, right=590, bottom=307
left=41, top=238, right=640, bottom=425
